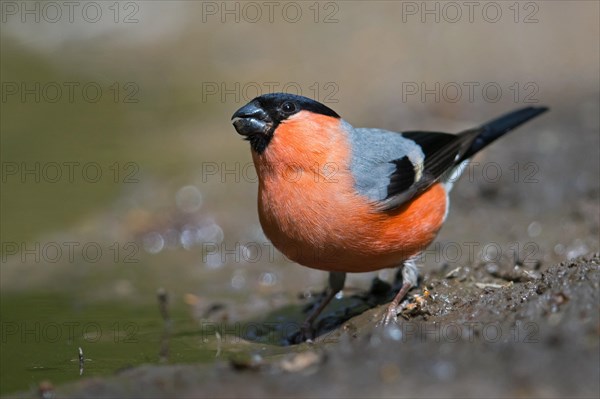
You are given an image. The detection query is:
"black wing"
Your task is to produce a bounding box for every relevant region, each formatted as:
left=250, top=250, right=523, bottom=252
left=378, top=129, right=478, bottom=211
left=378, top=106, right=548, bottom=211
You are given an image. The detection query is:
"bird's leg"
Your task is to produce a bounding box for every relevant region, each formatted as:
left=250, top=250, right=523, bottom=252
left=381, top=257, right=419, bottom=325
left=299, top=271, right=346, bottom=341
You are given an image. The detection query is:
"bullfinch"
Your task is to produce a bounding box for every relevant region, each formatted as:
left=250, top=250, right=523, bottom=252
left=231, top=93, right=548, bottom=339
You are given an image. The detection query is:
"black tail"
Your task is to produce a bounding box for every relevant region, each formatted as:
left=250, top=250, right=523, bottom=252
left=461, top=106, right=549, bottom=160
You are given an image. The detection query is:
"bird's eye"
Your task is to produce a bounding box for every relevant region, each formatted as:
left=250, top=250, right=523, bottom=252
left=281, top=102, right=296, bottom=114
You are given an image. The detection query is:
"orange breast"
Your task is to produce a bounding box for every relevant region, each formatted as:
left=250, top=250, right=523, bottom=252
left=254, top=112, right=448, bottom=273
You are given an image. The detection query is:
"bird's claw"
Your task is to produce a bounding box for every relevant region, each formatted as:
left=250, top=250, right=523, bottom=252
left=378, top=303, right=399, bottom=327
left=300, top=322, right=314, bottom=341
left=289, top=322, right=315, bottom=344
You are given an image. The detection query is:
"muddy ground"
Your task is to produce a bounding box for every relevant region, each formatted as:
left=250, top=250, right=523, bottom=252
left=18, top=251, right=598, bottom=399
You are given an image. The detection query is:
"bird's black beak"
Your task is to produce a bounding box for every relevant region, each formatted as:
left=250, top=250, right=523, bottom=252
left=231, top=102, right=271, bottom=136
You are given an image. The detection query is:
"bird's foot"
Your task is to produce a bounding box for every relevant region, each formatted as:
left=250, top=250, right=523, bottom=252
left=289, top=321, right=315, bottom=344
left=377, top=280, right=414, bottom=327
left=379, top=302, right=401, bottom=327
left=300, top=321, right=315, bottom=342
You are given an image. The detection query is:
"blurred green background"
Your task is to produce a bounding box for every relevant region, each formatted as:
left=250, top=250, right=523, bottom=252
left=1, top=1, right=598, bottom=395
